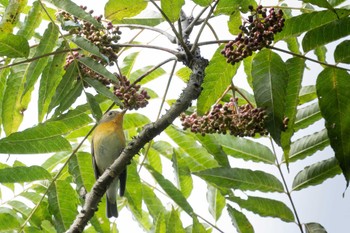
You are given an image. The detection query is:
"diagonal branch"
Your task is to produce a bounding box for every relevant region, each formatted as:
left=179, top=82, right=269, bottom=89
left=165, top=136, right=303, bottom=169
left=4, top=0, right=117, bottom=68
left=68, top=56, right=209, bottom=232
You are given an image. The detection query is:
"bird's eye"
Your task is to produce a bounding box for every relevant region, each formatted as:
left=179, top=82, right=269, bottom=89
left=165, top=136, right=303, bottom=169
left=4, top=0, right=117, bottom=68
left=108, top=112, right=113, bottom=116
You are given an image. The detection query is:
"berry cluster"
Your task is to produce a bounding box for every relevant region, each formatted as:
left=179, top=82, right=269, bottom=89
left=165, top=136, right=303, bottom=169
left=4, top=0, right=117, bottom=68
left=58, top=6, right=121, bottom=65
left=114, top=75, right=151, bottom=110
left=180, top=98, right=268, bottom=137
left=221, top=5, right=285, bottom=65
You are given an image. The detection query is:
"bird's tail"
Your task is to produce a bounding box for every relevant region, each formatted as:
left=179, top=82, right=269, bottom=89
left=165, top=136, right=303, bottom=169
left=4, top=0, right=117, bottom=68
left=106, top=199, right=118, bottom=218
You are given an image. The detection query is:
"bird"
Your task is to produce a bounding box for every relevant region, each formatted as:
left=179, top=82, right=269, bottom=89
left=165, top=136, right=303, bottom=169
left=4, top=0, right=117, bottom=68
left=91, top=110, right=127, bottom=218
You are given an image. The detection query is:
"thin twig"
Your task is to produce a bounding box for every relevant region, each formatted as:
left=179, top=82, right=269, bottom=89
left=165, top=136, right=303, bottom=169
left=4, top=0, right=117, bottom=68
left=0, top=48, right=80, bottom=70
left=149, top=0, right=193, bottom=60
left=191, top=1, right=219, bottom=53
left=114, top=43, right=179, bottom=56
left=118, top=24, right=176, bottom=43
left=270, top=137, right=304, bottom=233
left=138, top=60, right=177, bottom=173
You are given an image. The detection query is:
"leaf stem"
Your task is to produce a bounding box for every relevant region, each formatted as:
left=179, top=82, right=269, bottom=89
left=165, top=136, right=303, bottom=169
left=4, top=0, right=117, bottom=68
left=270, top=137, right=304, bottom=233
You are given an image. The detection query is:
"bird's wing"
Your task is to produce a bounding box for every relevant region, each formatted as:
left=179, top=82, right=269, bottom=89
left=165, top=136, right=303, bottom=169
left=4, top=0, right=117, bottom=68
left=91, top=138, right=101, bottom=179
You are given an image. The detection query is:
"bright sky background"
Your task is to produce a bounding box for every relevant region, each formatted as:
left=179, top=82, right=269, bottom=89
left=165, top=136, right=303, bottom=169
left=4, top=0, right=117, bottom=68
left=1, top=0, right=350, bottom=232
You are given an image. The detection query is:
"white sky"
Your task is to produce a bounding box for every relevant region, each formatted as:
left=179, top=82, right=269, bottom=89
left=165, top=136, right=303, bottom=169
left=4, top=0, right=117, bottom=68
left=1, top=0, right=350, bottom=233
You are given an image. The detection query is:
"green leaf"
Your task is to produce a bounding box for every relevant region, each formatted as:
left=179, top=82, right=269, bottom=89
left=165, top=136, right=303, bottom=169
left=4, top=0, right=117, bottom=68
left=299, top=85, right=317, bottom=104
left=192, top=0, right=211, bottom=7
left=316, top=68, right=350, bottom=185
left=68, top=152, right=96, bottom=192
left=124, top=113, right=150, bottom=129
left=23, top=22, right=59, bottom=95
left=194, top=167, right=284, bottom=193
left=198, top=45, right=240, bottom=115
left=48, top=64, right=79, bottom=114
left=314, top=46, right=327, bottom=64
left=53, top=82, right=84, bottom=117
left=303, top=17, right=350, bottom=52
left=172, top=149, right=193, bottom=198
left=71, top=36, right=109, bottom=63
left=0, top=33, right=29, bottom=57
left=165, top=125, right=218, bottom=171
left=105, top=0, right=147, bottom=21
left=195, top=134, right=230, bottom=167
left=301, top=0, right=335, bottom=11
left=2, top=64, right=26, bottom=135
left=275, top=9, right=350, bottom=41
left=167, top=208, right=185, bottom=233
left=176, top=67, right=191, bottom=83
left=48, top=180, right=78, bottom=232
left=125, top=162, right=143, bottom=218
left=0, top=0, right=27, bottom=33
left=49, top=0, right=102, bottom=29
left=216, top=134, right=275, bottom=164
left=334, top=40, right=350, bottom=64
left=0, top=208, right=21, bottom=231
left=305, top=222, right=327, bottom=233
left=41, top=152, right=70, bottom=172
left=206, top=185, right=225, bottom=221
left=294, top=102, right=321, bottom=131
left=120, top=52, right=140, bottom=77
left=146, top=165, right=194, bottom=215
left=154, top=211, right=167, bottom=233
left=142, top=184, right=166, bottom=220
left=38, top=42, right=68, bottom=122
left=160, top=0, right=185, bottom=23
left=191, top=216, right=207, bottom=233
left=78, top=57, right=118, bottom=83
left=83, top=76, right=122, bottom=105
left=129, top=66, right=166, bottom=84
left=228, top=11, right=242, bottom=35
left=281, top=58, right=305, bottom=162
left=0, top=166, right=51, bottom=183
left=288, top=129, right=329, bottom=163
left=17, top=1, right=43, bottom=40
left=292, top=157, right=341, bottom=191
left=227, top=204, right=254, bottom=233
left=216, top=0, right=256, bottom=15
left=252, top=49, right=289, bottom=145
left=85, top=92, right=103, bottom=121
left=0, top=109, right=90, bottom=153
left=228, top=195, right=295, bottom=222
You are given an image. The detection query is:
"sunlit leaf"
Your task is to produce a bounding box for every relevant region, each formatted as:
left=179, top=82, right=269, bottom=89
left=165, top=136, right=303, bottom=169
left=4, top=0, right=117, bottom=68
left=0, top=166, right=51, bottom=183
left=105, top=0, right=147, bottom=21
left=294, top=102, right=321, bottom=131
left=17, top=1, right=42, bottom=40
left=160, top=0, right=185, bottom=22
left=198, top=45, right=240, bottom=115
left=23, top=22, right=59, bottom=95
left=0, top=33, right=29, bottom=58
left=48, top=180, right=78, bottom=232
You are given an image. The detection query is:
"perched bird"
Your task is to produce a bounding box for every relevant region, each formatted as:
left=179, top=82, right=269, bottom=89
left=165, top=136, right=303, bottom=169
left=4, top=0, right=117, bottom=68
left=91, top=110, right=127, bottom=218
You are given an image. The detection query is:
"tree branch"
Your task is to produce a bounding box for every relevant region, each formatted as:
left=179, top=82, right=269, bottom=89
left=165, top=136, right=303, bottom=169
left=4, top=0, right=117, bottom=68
left=68, top=56, right=208, bottom=232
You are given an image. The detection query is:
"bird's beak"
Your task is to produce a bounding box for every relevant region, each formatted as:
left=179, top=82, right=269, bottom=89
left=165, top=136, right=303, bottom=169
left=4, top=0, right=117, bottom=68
left=121, top=109, right=127, bottom=115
